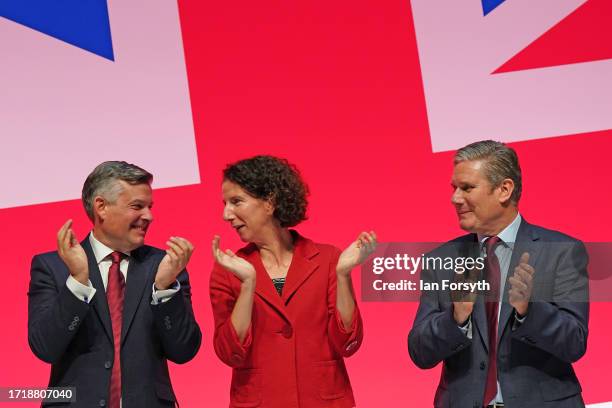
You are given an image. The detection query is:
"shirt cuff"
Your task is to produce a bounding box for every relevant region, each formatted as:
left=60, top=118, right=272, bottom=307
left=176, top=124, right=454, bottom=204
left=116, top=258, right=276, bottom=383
left=458, top=315, right=473, bottom=339
left=151, top=281, right=181, bottom=305
left=66, top=275, right=96, bottom=304
left=512, top=310, right=527, bottom=331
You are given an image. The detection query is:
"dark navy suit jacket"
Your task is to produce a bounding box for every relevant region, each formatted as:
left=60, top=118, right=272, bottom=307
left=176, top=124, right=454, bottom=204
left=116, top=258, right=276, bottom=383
left=408, top=220, right=589, bottom=408
left=28, top=239, right=202, bottom=407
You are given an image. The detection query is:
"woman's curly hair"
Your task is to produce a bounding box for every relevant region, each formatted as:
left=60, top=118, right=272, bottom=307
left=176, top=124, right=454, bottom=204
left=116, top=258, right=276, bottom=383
left=223, top=155, right=309, bottom=228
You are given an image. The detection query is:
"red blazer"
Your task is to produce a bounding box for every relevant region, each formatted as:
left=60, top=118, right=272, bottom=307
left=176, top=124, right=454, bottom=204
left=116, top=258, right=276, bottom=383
left=210, top=232, right=363, bottom=408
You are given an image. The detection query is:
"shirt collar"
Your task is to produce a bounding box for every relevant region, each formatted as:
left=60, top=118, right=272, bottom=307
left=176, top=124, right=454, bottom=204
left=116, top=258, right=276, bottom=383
left=89, top=232, right=130, bottom=265
left=478, top=213, right=522, bottom=250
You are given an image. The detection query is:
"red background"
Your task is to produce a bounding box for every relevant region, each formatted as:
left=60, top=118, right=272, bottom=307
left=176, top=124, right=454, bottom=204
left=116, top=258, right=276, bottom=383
left=1, top=0, right=611, bottom=406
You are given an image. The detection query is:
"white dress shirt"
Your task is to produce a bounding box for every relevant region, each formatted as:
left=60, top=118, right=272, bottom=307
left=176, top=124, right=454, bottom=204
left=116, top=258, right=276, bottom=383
left=63, top=233, right=180, bottom=407
left=66, top=232, right=180, bottom=305
left=458, top=213, right=524, bottom=405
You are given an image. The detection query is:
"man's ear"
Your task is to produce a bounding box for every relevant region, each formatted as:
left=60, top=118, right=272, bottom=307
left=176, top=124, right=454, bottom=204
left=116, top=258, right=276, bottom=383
left=498, top=178, right=515, bottom=205
left=93, top=196, right=107, bottom=222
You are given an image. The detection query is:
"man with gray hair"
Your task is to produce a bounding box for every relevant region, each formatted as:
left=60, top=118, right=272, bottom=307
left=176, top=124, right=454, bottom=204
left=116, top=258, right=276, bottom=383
left=408, top=140, right=589, bottom=407
left=28, top=161, right=202, bottom=408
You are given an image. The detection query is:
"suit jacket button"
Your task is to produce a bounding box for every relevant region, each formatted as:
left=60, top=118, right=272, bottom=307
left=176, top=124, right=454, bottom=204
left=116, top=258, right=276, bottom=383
left=231, top=353, right=243, bottom=365
left=104, top=361, right=112, bottom=369
left=281, top=325, right=293, bottom=339
left=480, top=361, right=486, bottom=370
left=99, top=399, right=106, bottom=406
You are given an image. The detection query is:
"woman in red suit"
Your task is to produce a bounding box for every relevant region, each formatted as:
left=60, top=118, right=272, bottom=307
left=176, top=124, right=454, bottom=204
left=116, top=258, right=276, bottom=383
left=210, top=155, right=376, bottom=408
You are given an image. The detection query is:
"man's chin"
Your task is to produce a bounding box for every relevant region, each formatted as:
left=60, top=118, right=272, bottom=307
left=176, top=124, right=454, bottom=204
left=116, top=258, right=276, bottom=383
left=458, top=220, right=475, bottom=233
left=127, top=235, right=146, bottom=250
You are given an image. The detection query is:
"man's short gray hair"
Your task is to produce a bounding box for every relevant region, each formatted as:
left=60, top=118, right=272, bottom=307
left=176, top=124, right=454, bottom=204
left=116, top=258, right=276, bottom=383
left=82, top=161, right=153, bottom=221
left=454, top=140, right=522, bottom=204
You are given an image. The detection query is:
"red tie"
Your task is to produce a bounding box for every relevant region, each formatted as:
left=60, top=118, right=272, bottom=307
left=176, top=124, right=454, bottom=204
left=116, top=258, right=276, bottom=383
left=107, top=251, right=125, bottom=408
left=483, top=236, right=501, bottom=406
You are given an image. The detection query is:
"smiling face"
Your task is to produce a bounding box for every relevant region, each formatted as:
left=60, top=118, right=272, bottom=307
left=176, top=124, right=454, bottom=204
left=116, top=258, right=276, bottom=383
left=222, top=180, right=275, bottom=243
left=451, top=160, right=515, bottom=235
left=93, top=180, right=153, bottom=252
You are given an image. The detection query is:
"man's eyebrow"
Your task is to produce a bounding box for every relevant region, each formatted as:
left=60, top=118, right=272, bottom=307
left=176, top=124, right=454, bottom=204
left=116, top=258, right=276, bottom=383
left=129, top=199, right=151, bottom=204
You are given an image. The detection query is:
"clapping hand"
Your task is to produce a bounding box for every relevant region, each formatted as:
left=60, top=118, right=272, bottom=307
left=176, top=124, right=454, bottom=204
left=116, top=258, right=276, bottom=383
left=155, top=237, right=194, bottom=289
left=212, top=235, right=256, bottom=283
left=451, top=263, right=480, bottom=325
left=57, top=220, right=89, bottom=284
left=337, top=231, right=378, bottom=277
left=508, top=252, right=534, bottom=316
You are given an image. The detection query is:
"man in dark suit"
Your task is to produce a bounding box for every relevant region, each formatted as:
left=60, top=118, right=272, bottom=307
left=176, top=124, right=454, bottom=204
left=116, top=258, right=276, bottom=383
left=28, top=161, right=202, bottom=407
left=408, top=140, right=589, bottom=408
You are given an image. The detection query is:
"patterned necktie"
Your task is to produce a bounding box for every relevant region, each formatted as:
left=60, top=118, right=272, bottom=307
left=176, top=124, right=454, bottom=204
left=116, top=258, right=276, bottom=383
left=483, top=236, right=501, bottom=406
left=107, top=251, right=125, bottom=408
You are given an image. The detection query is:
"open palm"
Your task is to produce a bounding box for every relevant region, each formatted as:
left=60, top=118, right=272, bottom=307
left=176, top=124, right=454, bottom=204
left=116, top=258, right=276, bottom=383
left=337, top=231, right=377, bottom=277
left=212, top=235, right=256, bottom=282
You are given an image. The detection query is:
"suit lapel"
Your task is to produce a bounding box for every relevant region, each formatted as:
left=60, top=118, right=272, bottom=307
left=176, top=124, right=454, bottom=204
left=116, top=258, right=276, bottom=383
left=248, top=232, right=320, bottom=321
left=460, top=234, right=490, bottom=352
left=247, top=246, right=291, bottom=322
left=498, top=219, right=542, bottom=341
left=473, top=294, right=490, bottom=352
left=121, top=246, right=150, bottom=345
left=82, top=238, right=114, bottom=345
left=281, top=234, right=319, bottom=304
